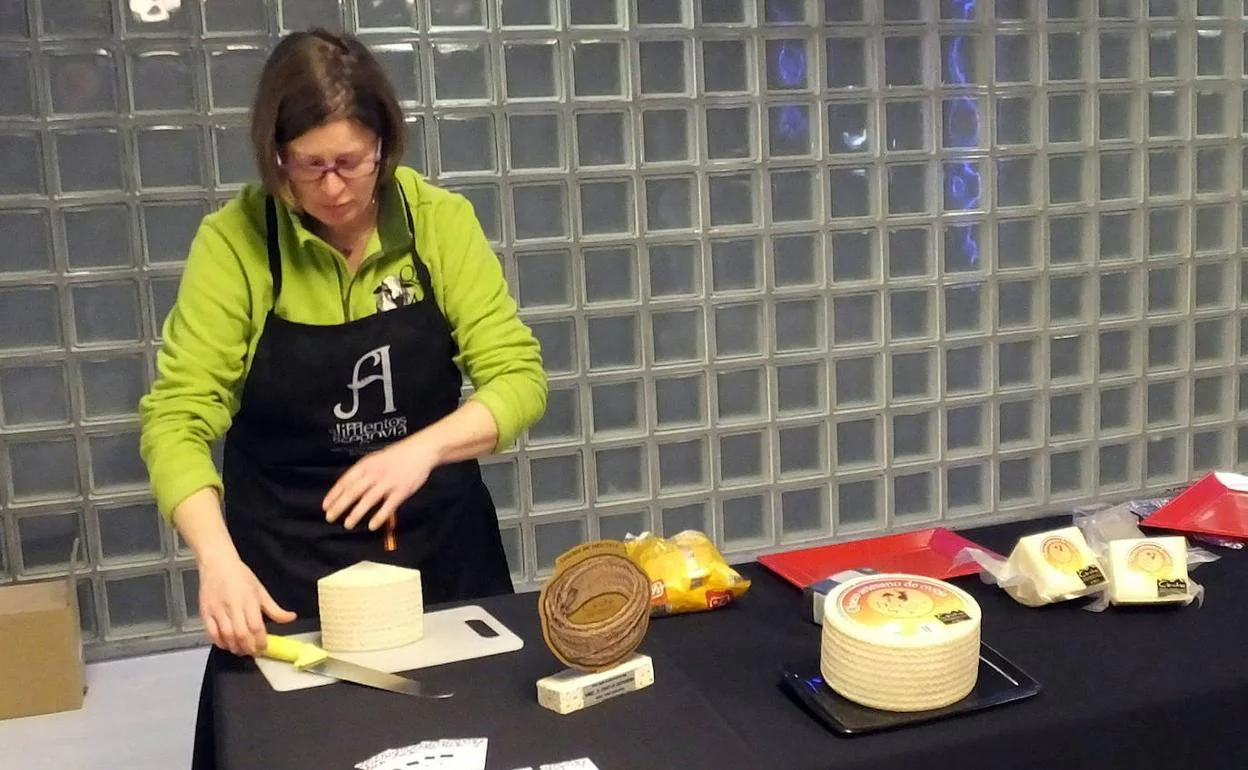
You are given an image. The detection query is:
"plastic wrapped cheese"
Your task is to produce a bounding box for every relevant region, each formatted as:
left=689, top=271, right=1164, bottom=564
left=1006, top=527, right=1107, bottom=605
left=1070, top=502, right=1215, bottom=611
left=956, top=525, right=1108, bottom=608
left=1105, top=536, right=1191, bottom=605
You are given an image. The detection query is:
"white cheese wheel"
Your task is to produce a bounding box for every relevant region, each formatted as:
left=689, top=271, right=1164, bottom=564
left=1105, top=536, right=1190, bottom=605
left=1007, top=526, right=1107, bottom=605
left=317, top=561, right=424, bottom=653
left=821, top=574, right=981, bottom=712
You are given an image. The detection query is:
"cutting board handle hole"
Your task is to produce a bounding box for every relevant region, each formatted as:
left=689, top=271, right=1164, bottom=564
left=464, top=618, right=499, bottom=639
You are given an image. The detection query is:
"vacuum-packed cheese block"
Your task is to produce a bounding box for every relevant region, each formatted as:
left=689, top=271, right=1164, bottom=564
left=1105, top=536, right=1190, bottom=605
left=1002, top=526, right=1107, bottom=606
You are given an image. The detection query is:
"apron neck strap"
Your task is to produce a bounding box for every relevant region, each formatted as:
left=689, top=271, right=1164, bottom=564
left=396, top=184, right=435, bottom=302
left=264, top=195, right=283, bottom=302
left=262, top=184, right=433, bottom=305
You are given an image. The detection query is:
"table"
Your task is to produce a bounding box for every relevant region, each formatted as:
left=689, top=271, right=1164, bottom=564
left=206, top=516, right=1248, bottom=769
left=203, top=590, right=764, bottom=770
left=654, top=516, right=1248, bottom=770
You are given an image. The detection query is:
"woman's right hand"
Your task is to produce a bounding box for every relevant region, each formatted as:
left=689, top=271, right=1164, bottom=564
left=198, top=551, right=297, bottom=656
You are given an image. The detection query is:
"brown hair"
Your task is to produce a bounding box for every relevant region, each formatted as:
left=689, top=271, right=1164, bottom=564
left=250, top=28, right=406, bottom=203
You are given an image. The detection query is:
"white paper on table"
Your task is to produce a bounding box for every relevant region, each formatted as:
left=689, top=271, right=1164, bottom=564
left=358, top=738, right=487, bottom=770
left=540, top=760, right=600, bottom=770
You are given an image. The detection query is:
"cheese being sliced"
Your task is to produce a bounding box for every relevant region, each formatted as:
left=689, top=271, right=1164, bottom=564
left=1105, top=536, right=1190, bottom=605
left=317, top=561, right=423, bottom=653
left=821, top=574, right=981, bottom=713
left=1002, top=526, right=1107, bottom=606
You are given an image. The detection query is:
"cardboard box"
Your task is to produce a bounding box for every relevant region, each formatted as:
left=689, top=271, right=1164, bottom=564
left=0, top=539, right=86, bottom=721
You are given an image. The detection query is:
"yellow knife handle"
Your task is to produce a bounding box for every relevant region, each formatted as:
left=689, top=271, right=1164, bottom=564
left=260, top=635, right=329, bottom=670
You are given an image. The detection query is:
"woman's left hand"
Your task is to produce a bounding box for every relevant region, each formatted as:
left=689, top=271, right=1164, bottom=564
left=323, top=437, right=439, bottom=532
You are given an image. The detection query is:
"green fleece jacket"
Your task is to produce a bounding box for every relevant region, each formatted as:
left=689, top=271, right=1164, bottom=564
left=139, top=167, right=547, bottom=520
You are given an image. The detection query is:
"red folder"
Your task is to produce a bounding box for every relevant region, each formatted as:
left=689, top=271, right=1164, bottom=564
left=1141, top=472, right=1248, bottom=540
left=757, top=527, right=996, bottom=588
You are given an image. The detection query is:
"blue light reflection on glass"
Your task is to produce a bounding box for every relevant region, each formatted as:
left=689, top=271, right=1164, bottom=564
left=944, top=0, right=982, bottom=278
left=768, top=3, right=809, bottom=145
left=776, top=42, right=805, bottom=87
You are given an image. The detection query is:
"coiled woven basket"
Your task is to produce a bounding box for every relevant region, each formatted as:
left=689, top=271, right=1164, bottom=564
left=539, top=551, right=652, bottom=672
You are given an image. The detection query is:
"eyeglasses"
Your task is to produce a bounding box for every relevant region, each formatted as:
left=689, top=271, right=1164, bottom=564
left=278, top=144, right=381, bottom=183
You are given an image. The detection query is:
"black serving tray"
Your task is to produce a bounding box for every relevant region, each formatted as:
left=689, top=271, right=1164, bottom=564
left=779, top=643, right=1041, bottom=737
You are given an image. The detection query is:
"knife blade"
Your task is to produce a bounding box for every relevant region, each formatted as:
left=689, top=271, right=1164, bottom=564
left=259, top=635, right=453, bottom=699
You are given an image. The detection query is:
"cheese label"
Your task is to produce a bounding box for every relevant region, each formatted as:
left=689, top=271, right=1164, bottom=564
left=836, top=577, right=972, bottom=635
left=1126, top=541, right=1173, bottom=575
left=1124, top=542, right=1187, bottom=598
left=1039, top=535, right=1106, bottom=587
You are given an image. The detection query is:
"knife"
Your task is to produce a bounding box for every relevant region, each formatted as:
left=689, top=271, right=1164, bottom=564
left=259, top=635, right=453, bottom=699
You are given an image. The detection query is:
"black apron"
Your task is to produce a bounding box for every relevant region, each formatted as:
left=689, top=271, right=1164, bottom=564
left=192, top=189, right=513, bottom=769
left=222, top=190, right=514, bottom=614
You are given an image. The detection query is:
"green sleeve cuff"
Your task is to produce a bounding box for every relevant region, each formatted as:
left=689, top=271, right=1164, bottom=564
left=156, top=464, right=224, bottom=519
left=145, top=443, right=224, bottom=523
left=470, top=370, right=548, bottom=452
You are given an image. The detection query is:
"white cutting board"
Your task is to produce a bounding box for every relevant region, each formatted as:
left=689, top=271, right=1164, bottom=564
left=255, top=604, right=524, bottom=692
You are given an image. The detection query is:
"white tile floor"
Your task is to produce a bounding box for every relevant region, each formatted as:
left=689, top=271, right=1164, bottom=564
left=0, top=646, right=207, bottom=770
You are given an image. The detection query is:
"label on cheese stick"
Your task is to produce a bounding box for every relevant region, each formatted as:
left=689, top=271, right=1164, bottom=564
left=1157, top=578, right=1189, bottom=598
left=1077, top=564, right=1107, bottom=587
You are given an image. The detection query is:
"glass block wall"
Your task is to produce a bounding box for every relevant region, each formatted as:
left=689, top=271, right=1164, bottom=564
left=0, top=0, right=1245, bottom=657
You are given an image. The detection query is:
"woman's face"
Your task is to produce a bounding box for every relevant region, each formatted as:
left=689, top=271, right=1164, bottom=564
left=282, top=118, right=379, bottom=231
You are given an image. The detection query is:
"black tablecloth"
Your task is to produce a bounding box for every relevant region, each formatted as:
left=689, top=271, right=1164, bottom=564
left=646, top=516, right=1248, bottom=770
left=208, top=590, right=762, bottom=770
left=209, top=516, right=1248, bottom=770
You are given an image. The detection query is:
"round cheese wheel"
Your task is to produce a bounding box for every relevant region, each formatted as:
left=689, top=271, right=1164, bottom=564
left=821, top=573, right=981, bottom=712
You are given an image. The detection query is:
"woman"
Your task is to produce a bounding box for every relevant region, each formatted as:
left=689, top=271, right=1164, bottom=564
left=139, top=28, right=546, bottom=659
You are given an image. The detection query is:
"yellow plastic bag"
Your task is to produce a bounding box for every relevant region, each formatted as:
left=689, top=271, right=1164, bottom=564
left=624, top=530, right=751, bottom=616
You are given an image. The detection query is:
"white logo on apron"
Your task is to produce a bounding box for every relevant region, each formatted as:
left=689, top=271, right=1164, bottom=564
left=334, top=345, right=396, bottom=420
left=374, top=274, right=417, bottom=312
